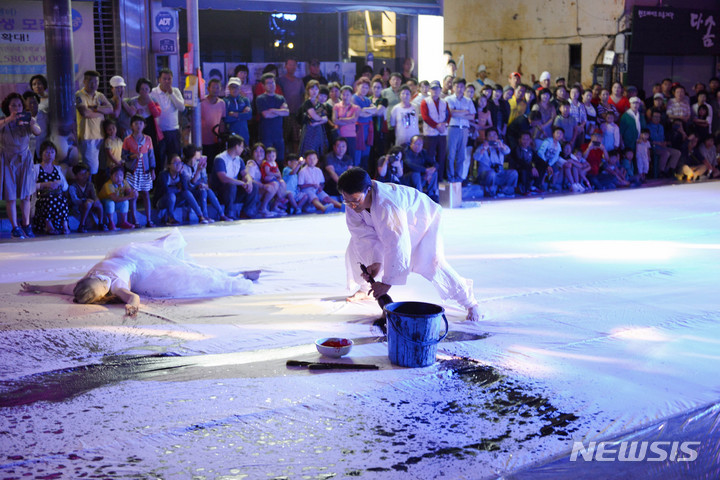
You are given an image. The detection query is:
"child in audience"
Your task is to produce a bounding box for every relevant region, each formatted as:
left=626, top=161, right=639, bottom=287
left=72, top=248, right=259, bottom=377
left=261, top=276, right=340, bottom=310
left=635, top=128, right=652, bottom=181
left=155, top=154, right=208, bottom=225
left=282, top=154, right=309, bottom=214
left=553, top=101, right=578, bottom=146
left=261, top=146, right=293, bottom=215
left=601, top=111, right=621, bottom=153
left=529, top=110, right=546, bottom=151
left=297, top=150, right=342, bottom=213
left=122, top=115, right=155, bottom=227
left=559, top=141, right=587, bottom=192
left=68, top=163, right=106, bottom=232
left=101, top=119, right=123, bottom=187
left=249, top=143, right=280, bottom=218
left=537, top=126, right=565, bottom=191
left=584, top=131, right=612, bottom=190
left=99, top=165, right=137, bottom=230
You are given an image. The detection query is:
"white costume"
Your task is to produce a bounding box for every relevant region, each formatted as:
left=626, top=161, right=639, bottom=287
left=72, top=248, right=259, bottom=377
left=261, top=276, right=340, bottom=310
left=84, top=228, right=253, bottom=298
left=344, top=181, right=476, bottom=309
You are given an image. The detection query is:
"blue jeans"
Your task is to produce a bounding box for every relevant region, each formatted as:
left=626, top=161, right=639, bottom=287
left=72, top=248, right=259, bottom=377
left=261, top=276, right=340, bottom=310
left=157, top=190, right=203, bottom=220
left=192, top=187, right=224, bottom=218
left=446, top=127, right=468, bottom=182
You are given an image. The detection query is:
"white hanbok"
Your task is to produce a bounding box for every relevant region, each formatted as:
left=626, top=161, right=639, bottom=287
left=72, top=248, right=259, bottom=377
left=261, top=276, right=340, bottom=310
left=84, top=228, right=253, bottom=298
left=344, top=181, right=476, bottom=309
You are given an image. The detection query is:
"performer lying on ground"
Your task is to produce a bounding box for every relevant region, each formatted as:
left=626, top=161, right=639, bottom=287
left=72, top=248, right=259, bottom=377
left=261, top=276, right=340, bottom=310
left=21, top=228, right=259, bottom=315
left=338, top=167, right=481, bottom=321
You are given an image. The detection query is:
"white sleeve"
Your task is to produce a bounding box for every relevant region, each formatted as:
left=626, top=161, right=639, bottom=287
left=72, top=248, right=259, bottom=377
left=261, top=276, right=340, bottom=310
left=374, top=201, right=412, bottom=285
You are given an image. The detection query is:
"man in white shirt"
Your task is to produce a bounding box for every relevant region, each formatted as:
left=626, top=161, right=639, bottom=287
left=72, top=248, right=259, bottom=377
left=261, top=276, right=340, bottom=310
left=151, top=68, right=185, bottom=168
left=338, top=167, right=480, bottom=321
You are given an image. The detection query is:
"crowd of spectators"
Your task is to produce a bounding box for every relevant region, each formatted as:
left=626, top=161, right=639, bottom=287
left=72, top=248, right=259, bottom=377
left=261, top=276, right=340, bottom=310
left=2, top=57, right=719, bottom=239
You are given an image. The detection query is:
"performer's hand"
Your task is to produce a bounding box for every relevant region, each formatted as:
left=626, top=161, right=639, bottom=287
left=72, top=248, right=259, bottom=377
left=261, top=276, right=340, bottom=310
left=125, top=303, right=139, bottom=316
left=20, top=282, right=37, bottom=292
left=370, top=282, right=391, bottom=300
left=361, top=262, right=382, bottom=282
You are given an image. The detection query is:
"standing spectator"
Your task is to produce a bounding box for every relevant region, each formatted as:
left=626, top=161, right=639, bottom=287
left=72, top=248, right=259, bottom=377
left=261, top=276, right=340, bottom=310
left=1, top=92, right=41, bottom=239
left=537, top=71, right=552, bottom=94
left=582, top=89, right=597, bottom=142
left=608, top=82, right=630, bottom=116
left=597, top=88, right=619, bottom=125
left=421, top=80, right=449, bottom=181
left=327, top=63, right=342, bottom=84
left=382, top=72, right=403, bottom=147
left=507, top=72, right=522, bottom=90
left=302, top=59, right=328, bottom=86
left=601, top=112, right=621, bottom=153
left=29, top=74, right=49, bottom=113
left=32, top=140, right=70, bottom=235
left=100, top=119, right=123, bottom=187
left=441, top=75, right=454, bottom=98
left=255, top=73, right=289, bottom=163
left=648, top=109, right=681, bottom=177
left=68, top=163, right=106, bottom=232
left=253, top=64, right=284, bottom=99
left=488, top=85, right=509, bottom=139
left=532, top=88, right=556, bottom=139
left=353, top=78, right=376, bottom=171
left=636, top=128, right=652, bottom=181
left=278, top=58, right=305, bottom=155
left=151, top=68, right=185, bottom=167
left=127, top=78, right=162, bottom=152
left=108, top=75, right=134, bottom=137
left=473, top=64, right=494, bottom=91
left=692, top=90, right=713, bottom=133
left=210, top=134, right=259, bottom=219
left=323, top=136, right=354, bottom=197
left=379, top=67, right=392, bottom=87
left=537, top=126, right=565, bottom=190
left=390, top=85, right=420, bottom=147
left=122, top=115, right=156, bottom=228
left=223, top=77, right=252, bottom=147
left=667, top=85, right=691, bottom=128
left=369, top=77, right=389, bottom=174
left=568, top=86, right=587, bottom=146
left=332, top=86, right=361, bottom=161
left=76, top=70, right=113, bottom=176
left=553, top=101, right=578, bottom=146
left=21, top=91, right=46, bottom=160
left=200, top=78, right=227, bottom=165
left=446, top=77, right=476, bottom=182
left=401, top=58, right=415, bottom=84
left=297, top=80, right=329, bottom=158
left=619, top=97, right=646, bottom=161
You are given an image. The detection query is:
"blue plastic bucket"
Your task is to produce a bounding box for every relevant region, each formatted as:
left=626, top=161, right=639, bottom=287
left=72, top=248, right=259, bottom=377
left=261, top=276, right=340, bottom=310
left=384, top=301, right=449, bottom=367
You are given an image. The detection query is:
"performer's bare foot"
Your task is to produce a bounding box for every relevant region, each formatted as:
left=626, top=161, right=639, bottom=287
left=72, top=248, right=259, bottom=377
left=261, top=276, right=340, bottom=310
left=466, top=304, right=483, bottom=322
left=346, top=290, right=373, bottom=303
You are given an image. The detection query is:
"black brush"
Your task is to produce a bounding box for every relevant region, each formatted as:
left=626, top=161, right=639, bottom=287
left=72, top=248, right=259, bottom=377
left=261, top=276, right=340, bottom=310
left=360, top=263, right=392, bottom=333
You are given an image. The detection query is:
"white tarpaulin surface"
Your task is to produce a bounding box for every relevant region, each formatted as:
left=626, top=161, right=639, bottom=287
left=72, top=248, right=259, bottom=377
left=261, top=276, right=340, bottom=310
left=1, top=182, right=719, bottom=479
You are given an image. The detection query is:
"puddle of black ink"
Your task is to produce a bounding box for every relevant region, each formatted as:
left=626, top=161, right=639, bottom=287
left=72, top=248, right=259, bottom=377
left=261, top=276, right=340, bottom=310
left=0, top=352, right=189, bottom=408
left=362, top=357, right=581, bottom=474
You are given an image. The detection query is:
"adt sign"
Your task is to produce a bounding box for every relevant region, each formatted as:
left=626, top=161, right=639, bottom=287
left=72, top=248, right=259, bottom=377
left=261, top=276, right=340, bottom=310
left=155, top=11, right=175, bottom=33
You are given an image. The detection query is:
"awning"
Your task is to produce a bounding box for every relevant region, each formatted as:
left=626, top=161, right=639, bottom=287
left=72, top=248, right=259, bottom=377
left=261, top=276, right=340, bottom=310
left=160, top=0, right=442, bottom=16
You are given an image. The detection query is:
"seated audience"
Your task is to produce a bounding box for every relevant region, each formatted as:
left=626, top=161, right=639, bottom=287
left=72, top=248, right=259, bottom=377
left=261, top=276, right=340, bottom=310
left=473, top=128, right=518, bottom=197
left=155, top=154, right=208, bottom=225
left=68, top=163, right=106, bottom=232
left=99, top=166, right=137, bottom=230
left=182, top=145, right=230, bottom=222
left=210, top=134, right=260, bottom=219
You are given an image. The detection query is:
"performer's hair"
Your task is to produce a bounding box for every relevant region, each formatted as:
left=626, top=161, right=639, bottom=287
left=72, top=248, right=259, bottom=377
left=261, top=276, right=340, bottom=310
left=337, top=167, right=371, bottom=195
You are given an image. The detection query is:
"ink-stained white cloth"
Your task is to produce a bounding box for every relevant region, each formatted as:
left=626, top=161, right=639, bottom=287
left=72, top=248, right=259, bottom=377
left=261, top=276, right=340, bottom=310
left=344, top=181, right=476, bottom=308
left=84, top=228, right=253, bottom=298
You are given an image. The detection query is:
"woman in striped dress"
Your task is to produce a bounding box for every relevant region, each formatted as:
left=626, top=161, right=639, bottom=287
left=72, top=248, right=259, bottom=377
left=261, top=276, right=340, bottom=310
left=122, top=115, right=156, bottom=227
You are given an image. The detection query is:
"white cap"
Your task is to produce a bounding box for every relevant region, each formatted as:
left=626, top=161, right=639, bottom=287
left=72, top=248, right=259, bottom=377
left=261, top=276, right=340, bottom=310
left=629, top=96, right=641, bottom=104
left=539, top=71, right=551, bottom=82
left=109, top=75, right=126, bottom=87
left=477, top=64, right=487, bottom=73
left=227, top=77, right=242, bottom=87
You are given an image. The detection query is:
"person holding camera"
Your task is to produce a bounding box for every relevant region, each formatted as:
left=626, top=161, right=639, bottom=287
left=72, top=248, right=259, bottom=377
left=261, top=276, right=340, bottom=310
left=183, top=145, right=231, bottom=222
left=473, top=127, right=518, bottom=198
left=375, top=146, right=404, bottom=184
left=403, top=135, right=440, bottom=203
left=1, top=92, right=42, bottom=239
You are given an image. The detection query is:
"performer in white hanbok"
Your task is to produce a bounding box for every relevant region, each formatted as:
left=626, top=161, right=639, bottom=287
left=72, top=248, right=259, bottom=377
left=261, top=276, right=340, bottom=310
left=338, top=167, right=481, bottom=321
left=21, top=228, right=258, bottom=315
